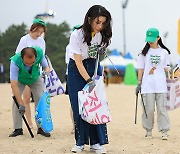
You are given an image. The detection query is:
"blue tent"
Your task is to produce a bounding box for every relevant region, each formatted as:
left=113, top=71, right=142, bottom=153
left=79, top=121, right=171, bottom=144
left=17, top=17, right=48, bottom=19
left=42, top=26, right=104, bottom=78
left=124, top=52, right=133, bottom=59
left=110, top=49, right=121, bottom=56
left=101, top=49, right=137, bottom=72
left=101, top=49, right=127, bottom=71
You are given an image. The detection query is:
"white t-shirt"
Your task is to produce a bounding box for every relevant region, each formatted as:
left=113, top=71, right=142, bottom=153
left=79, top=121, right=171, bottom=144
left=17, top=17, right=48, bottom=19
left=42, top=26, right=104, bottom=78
left=65, top=45, right=70, bottom=75
left=65, top=45, right=70, bottom=64
left=67, top=29, right=102, bottom=60
left=137, top=48, right=170, bottom=94
left=15, top=34, right=46, bottom=54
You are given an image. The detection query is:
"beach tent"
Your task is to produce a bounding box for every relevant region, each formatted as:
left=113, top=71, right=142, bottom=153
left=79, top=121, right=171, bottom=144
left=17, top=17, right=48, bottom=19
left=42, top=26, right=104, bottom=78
left=100, top=49, right=127, bottom=71
left=101, top=49, right=137, bottom=71
left=124, top=52, right=133, bottom=59
left=100, top=49, right=125, bottom=83
left=123, top=52, right=137, bottom=69
left=100, top=49, right=138, bottom=83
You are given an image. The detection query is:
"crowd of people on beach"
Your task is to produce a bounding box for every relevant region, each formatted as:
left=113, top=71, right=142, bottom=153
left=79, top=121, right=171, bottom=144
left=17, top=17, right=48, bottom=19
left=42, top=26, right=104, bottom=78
left=6, top=4, right=180, bottom=154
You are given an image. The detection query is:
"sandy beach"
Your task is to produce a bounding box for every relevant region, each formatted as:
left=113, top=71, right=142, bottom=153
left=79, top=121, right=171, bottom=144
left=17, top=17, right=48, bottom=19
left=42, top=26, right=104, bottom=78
left=0, top=83, right=180, bottom=154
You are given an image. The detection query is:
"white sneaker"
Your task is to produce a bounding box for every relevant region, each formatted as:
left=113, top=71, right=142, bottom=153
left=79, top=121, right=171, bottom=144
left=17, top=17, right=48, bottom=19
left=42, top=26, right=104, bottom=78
left=145, top=131, right=152, bottom=139
left=71, top=145, right=84, bottom=153
left=162, top=131, right=168, bottom=140
left=90, top=143, right=107, bottom=154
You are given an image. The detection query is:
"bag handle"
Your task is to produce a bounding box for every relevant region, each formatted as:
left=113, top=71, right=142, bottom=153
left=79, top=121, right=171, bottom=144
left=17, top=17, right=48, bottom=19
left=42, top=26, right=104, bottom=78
left=172, top=65, right=179, bottom=79
left=92, top=52, right=99, bottom=80
left=45, top=55, right=52, bottom=68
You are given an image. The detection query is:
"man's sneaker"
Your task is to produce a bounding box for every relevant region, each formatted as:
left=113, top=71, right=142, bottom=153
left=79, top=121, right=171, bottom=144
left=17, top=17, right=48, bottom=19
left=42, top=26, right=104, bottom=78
left=162, top=131, right=168, bottom=140
left=71, top=145, right=84, bottom=153
left=37, top=128, right=51, bottom=137
left=145, top=131, right=152, bottom=139
left=9, top=129, right=23, bottom=137
left=90, top=143, right=107, bottom=154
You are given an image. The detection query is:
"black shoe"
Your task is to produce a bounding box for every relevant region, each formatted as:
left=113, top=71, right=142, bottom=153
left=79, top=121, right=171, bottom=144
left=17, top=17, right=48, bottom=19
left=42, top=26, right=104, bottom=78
left=9, top=129, right=23, bottom=137
left=37, top=128, right=51, bottom=137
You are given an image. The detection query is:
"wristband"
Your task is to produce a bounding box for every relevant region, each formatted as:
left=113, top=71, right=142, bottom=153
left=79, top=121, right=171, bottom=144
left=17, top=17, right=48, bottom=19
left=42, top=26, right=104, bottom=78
left=86, top=78, right=93, bottom=83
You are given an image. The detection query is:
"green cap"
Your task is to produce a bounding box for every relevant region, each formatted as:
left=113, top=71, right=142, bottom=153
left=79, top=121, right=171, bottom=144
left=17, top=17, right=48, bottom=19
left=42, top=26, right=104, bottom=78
left=145, top=28, right=159, bottom=42
left=33, top=18, right=47, bottom=27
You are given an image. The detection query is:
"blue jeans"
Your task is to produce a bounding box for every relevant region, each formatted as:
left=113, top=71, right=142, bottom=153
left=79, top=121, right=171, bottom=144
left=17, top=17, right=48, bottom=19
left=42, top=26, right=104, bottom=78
left=68, top=58, right=109, bottom=146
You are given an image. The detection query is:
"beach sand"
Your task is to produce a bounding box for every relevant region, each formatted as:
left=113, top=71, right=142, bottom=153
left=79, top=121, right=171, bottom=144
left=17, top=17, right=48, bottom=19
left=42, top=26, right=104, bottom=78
left=0, top=83, right=180, bottom=154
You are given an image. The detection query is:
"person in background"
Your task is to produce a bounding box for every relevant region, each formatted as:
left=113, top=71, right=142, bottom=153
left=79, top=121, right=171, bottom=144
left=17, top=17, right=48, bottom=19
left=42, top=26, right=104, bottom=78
left=0, top=60, right=5, bottom=83
left=67, top=5, right=112, bottom=153
left=103, top=66, right=110, bottom=86
left=15, top=18, right=47, bottom=129
left=136, top=28, right=171, bottom=140
left=9, top=46, right=50, bottom=137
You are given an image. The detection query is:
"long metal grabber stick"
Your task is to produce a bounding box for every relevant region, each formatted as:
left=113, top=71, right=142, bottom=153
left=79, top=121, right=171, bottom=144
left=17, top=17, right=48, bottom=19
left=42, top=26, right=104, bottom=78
left=12, top=96, right=34, bottom=138
left=103, top=51, right=121, bottom=75
left=93, top=52, right=99, bottom=80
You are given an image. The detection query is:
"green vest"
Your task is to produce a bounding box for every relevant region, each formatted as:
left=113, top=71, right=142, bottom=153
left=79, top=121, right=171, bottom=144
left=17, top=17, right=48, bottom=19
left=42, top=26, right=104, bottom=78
left=10, top=47, right=43, bottom=85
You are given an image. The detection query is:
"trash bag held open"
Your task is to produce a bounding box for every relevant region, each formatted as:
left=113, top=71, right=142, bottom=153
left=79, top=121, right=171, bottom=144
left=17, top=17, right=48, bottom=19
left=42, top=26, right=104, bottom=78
left=35, top=92, right=53, bottom=133
left=78, top=75, right=112, bottom=125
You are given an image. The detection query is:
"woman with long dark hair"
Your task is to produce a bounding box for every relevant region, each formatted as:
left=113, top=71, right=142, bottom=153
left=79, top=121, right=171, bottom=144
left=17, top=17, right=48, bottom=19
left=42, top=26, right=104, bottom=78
left=136, top=28, right=171, bottom=140
left=67, top=5, right=112, bottom=153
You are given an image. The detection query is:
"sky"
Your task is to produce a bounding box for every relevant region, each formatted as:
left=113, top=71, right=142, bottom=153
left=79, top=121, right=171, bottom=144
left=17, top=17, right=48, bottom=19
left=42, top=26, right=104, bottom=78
left=0, top=0, right=180, bottom=65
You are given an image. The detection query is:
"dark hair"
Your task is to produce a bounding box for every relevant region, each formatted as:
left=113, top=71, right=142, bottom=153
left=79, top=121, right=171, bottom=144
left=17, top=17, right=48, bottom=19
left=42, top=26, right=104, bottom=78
left=141, top=37, right=171, bottom=56
left=79, top=5, right=112, bottom=47
left=30, top=23, right=47, bottom=34
left=21, top=47, right=37, bottom=58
